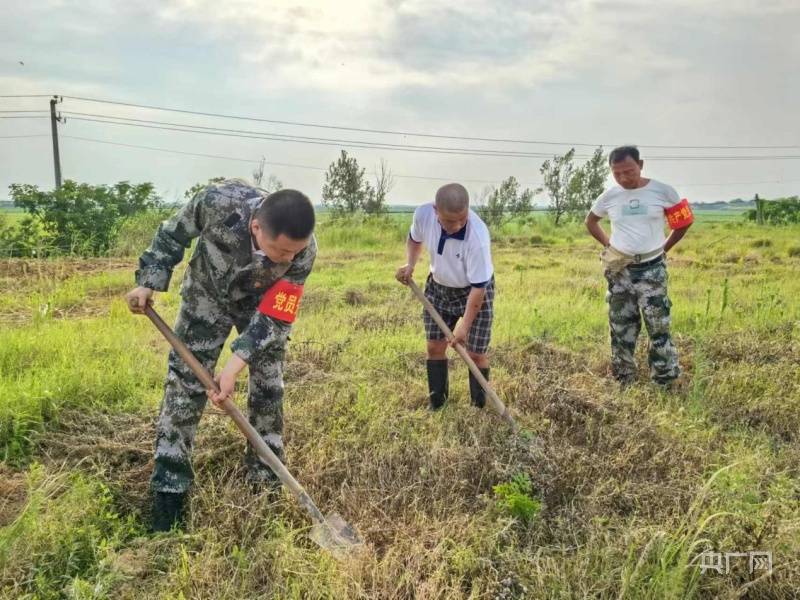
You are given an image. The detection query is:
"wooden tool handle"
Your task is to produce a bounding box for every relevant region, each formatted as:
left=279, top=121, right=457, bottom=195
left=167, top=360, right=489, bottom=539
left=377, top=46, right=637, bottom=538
left=407, top=280, right=518, bottom=432
left=143, top=305, right=326, bottom=524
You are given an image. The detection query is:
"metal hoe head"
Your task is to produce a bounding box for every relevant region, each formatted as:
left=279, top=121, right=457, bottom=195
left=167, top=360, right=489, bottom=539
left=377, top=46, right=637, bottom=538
left=308, top=512, right=363, bottom=557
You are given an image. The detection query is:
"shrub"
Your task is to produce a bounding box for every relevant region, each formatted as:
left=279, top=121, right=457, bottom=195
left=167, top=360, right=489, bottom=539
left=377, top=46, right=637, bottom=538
left=111, top=208, right=174, bottom=257
left=746, top=196, right=800, bottom=225
left=9, top=180, right=162, bottom=256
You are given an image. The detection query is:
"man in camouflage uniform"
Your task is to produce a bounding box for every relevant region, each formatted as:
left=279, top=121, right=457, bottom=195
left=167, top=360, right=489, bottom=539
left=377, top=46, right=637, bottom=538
left=126, top=180, right=316, bottom=531
left=585, top=146, right=693, bottom=387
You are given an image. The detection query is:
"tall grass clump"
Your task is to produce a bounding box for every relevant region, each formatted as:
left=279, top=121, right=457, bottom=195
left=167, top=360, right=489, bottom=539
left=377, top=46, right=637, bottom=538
left=0, top=465, right=143, bottom=599
left=0, top=303, right=163, bottom=463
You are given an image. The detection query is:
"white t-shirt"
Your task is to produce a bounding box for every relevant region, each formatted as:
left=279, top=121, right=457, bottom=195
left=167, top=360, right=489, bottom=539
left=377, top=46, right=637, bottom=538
left=590, top=179, right=683, bottom=256
left=409, top=203, right=494, bottom=288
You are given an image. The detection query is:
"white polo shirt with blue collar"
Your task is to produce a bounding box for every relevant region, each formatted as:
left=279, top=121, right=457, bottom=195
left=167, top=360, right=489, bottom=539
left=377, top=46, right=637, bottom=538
left=409, top=203, right=494, bottom=289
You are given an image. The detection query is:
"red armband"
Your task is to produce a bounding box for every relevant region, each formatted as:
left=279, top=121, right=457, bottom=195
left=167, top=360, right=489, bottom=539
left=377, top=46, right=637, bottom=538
left=665, top=198, right=694, bottom=229
left=258, top=279, right=304, bottom=323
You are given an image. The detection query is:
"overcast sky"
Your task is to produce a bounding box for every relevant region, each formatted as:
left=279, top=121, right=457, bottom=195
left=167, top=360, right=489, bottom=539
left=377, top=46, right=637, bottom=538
left=1, top=0, right=798, bottom=205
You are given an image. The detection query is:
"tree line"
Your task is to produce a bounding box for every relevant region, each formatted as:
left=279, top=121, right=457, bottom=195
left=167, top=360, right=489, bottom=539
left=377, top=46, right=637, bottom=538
left=317, top=147, right=608, bottom=227
left=3, top=148, right=797, bottom=258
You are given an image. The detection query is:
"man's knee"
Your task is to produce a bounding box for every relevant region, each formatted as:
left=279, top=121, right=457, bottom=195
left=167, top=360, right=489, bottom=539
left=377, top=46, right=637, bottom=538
left=427, top=339, right=448, bottom=359
left=468, top=351, right=489, bottom=368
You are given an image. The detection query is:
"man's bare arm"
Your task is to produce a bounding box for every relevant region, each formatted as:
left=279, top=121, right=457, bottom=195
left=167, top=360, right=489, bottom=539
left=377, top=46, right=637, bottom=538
left=585, top=212, right=610, bottom=247
left=664, top=224, right=691, bottom=253
left=396, top=237, right=423, bottom=284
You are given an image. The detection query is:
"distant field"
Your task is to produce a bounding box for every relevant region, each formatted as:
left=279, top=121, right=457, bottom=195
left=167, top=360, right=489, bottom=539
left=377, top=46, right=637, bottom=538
left=1, top=215, right=799, bottom=598
left=693, top=208, right=750, bottom=222
left=0, top=211, right=25, bottom=223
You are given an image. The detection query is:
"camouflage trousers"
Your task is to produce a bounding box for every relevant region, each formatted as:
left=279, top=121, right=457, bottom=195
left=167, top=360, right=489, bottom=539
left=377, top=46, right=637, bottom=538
left=151, top=295, right=285, bottom=494
left=604, top=259, right=680, bottom=385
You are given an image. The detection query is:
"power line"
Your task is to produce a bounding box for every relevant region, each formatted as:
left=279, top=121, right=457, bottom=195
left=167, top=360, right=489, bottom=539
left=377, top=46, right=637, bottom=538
left=61, top=113, right=800, bottom=161
left=64, top=110, right=563, bottom=156
left=60, top=134, right=535, bottom=185
left=0, top=94, right=54, bottom=98
left=64, top=115, right=568, bottom=159
left=62, top=135, right=259, bottom=164
left=61, top=94, right=800, bottom=151
left=57, top=133, right=800, bottom=189
left=0, top=134, right=49, bottom=139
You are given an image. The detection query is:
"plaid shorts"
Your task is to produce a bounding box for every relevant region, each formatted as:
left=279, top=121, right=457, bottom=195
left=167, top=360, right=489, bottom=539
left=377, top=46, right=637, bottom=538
left=423, top=274, right=495, bottom=354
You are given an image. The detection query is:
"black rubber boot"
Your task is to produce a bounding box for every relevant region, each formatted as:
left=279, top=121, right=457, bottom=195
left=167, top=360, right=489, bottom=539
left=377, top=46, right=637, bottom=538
left=469, top=367, right=490, bottom=408
left=426, top=359, right=449, bottom=410
left=151, top=491, right=186, bottom=532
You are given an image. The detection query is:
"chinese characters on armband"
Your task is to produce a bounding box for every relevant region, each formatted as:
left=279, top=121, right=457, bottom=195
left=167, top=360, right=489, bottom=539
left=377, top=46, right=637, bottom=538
left=665, top=198, right=694, bottom=229
left=258, top=279, right=305, bottom=323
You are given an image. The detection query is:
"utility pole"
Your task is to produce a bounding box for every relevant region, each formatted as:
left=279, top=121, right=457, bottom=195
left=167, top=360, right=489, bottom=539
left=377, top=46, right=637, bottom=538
left=49, top=95, right=63, bottom=189
left=755, top=193, right=764, bottom=225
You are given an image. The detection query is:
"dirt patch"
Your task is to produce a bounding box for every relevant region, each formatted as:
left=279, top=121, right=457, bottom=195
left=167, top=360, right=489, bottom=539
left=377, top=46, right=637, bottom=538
left=297, top=288, right=335, bottom=314
left=704, top=329, right=799, bottom=366
left=284, top=340, right=346, bottom=383
left=35, top=411, right=156, bottom=516
left=0, top=258, right=133, bottom=282
left=0, top=464, right=28, bottom=526
left=0, top=280, right=132, bottom=326
left=0, top=257, right=134, bottom=325
left=351, top=307, right=416, bottom=332
left=344, top=289, right=369, bottom=306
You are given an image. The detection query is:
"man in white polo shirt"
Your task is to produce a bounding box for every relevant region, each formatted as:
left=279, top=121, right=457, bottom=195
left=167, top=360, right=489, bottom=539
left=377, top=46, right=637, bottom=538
left=585, top=145, right=693, bottom=387
left=396, top=183, right=495, bottom=410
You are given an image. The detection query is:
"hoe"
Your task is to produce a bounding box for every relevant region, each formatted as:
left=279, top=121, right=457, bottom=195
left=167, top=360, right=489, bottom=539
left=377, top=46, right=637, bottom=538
left=144, top=305, right=362, bottom=558
left=408, top=279, right=518, bottom=433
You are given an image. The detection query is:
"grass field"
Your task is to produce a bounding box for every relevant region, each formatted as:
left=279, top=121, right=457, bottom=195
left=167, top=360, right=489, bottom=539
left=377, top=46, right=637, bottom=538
left=1, top=213, right=799, bottom=598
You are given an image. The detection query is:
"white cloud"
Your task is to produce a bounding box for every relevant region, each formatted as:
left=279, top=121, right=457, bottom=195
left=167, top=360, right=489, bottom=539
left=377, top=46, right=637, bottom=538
left=1, top=0, right=797, bottom=202
left=150, top=0, right=589, bottom=93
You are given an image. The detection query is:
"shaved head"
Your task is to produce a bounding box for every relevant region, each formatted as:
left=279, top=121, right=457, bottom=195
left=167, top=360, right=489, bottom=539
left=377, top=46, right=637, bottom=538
left=435, top=183, right=469, bottom=213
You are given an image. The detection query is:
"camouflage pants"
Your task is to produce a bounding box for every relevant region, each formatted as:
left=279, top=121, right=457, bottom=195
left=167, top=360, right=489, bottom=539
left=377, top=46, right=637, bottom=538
left=151, top=294, right=285, bottom=494
left=604, top=260, right=680, bottom=384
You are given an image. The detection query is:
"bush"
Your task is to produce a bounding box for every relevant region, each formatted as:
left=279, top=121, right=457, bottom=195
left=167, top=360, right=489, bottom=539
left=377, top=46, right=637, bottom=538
left=9, top=180, right=162, bottom=256
left=0, top=213, right=58, bottom=257
left=746, top=196, right=800, bottom=225
left=111, top=208, right=174, bottom=257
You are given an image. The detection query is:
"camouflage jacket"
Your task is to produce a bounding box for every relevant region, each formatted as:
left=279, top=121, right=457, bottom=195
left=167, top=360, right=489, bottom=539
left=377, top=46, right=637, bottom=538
left=135, top=180, right=317, bottom=363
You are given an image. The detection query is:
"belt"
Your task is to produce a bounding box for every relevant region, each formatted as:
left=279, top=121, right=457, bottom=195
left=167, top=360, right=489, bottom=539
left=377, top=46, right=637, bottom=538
left=629, top=253, right=664, bottom=268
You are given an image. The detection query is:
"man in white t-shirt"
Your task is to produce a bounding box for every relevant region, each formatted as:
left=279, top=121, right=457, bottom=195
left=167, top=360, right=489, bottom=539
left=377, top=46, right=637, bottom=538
left=396, top=183, right=495, bottom=410
left=585, top=145, right=694, bottom=387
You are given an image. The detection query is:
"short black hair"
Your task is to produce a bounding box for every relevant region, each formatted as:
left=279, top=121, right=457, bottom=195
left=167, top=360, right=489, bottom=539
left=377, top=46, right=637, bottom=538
left=255, top=189, right=315, bottom=239
left=609, top=145, right=640, bottom=165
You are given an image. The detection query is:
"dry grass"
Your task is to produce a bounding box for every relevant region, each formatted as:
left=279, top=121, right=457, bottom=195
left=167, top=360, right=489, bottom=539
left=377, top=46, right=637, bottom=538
left=3, top=221, right=800, bottom=598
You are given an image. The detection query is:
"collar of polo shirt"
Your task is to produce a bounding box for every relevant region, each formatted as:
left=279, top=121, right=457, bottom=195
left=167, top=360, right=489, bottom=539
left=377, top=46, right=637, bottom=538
left=437, top=223, right=467, bottom=255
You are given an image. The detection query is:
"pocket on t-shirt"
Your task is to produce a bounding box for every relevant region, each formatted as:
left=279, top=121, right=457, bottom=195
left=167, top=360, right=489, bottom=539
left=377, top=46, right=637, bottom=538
left=621, top=198, right=649, bottom=217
